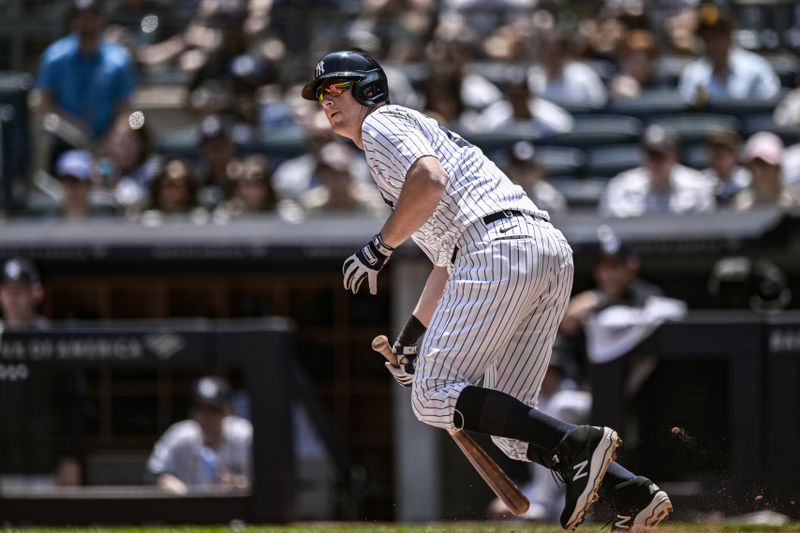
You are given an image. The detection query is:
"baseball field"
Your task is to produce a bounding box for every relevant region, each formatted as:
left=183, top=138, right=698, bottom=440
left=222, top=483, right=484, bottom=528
left=5, top=524, right=800, bottom=533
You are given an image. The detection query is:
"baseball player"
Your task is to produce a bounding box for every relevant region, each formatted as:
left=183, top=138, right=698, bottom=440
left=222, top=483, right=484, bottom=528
left=302, top=50, right=672, bottom=530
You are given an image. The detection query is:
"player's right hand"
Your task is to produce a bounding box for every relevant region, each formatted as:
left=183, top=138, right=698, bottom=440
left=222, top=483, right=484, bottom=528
left=342, top=233, right=394, bottom=295
left=385, top=341, right=417, bottom=388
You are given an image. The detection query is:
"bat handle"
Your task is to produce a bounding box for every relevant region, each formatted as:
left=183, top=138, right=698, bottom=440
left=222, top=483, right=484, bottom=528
left=372, top=335, right=399, bottom=367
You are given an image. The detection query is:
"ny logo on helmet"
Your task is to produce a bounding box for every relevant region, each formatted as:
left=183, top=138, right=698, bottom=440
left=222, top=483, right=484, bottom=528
left=315, top=61, right=325, bottom=78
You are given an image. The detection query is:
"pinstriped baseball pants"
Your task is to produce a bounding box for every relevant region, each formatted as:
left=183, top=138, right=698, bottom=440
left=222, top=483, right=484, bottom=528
left=411, top=214, right=574, bottom=461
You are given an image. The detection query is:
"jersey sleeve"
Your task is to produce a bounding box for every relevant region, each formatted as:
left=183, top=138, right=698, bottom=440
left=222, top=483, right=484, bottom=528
left=147, top=422, right=189, bottom=479
left=363, top=108, right=437, bottom=180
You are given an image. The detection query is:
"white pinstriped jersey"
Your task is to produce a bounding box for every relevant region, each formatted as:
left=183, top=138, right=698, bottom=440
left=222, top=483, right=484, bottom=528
left=361, top=105, right=546, bottom=266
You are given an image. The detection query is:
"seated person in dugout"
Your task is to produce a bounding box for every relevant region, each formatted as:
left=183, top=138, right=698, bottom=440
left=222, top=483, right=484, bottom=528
left=147, top=376, right=252, bottom=494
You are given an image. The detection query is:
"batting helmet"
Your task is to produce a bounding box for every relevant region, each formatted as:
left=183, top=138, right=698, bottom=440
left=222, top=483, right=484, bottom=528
left=301, top=50, right=389, bottom=106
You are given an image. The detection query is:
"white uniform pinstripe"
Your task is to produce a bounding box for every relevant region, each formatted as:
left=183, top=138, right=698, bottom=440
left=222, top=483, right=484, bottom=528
left=362, top=105, right=574, bottom=461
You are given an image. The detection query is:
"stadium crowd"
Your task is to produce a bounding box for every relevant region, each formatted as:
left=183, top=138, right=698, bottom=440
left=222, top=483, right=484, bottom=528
left=3, top=0, right=798, bottom=223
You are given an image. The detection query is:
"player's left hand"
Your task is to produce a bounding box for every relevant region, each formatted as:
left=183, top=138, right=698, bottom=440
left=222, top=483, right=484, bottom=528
left=343, top=233, right=394, bottom=295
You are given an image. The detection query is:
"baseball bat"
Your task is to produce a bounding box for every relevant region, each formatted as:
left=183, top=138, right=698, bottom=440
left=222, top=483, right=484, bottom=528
left=372, top=335, right=530, bottom=516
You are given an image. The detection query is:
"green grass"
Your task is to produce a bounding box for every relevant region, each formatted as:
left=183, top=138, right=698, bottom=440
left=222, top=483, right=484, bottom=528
left=5, top=524, right=800, bottom=533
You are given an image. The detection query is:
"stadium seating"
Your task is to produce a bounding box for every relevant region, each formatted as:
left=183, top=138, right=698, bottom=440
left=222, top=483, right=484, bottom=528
left=743, top=113, right=799, bottom=145
left=553, top=177, right=608, bottom=209
left=606, top=89, right=689, bottom=119
left=645, top=113, right=742, bottom=144
left=463, top=122, right=540, bottom=153
left=706, top=95, right=785, bottom=118
left=585, top=143, right=643, bottom=178
left=545, top=114, right=643, bottom=148
left=681, top=143, right=710, bottom=170
left=532, top=146, right=586, bottom=177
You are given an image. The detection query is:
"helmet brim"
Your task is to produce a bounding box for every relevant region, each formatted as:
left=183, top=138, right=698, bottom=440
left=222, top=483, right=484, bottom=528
left=301, top=72, right=362, bottom=101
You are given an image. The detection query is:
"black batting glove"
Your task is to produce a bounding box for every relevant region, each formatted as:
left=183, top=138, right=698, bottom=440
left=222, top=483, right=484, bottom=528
left=343, top=233, right=394, bottom=295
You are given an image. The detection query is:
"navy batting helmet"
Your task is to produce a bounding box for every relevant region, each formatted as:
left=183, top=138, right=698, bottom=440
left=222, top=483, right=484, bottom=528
left=302, top=50, right=389, bottom=106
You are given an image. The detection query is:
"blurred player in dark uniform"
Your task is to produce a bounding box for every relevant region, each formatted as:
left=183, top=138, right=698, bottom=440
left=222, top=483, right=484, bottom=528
left=0, top=257, right=85, bottom=490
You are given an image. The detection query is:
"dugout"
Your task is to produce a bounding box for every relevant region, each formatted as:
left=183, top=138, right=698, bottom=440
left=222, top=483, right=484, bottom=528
left=0, top=319, right=360, bottom=525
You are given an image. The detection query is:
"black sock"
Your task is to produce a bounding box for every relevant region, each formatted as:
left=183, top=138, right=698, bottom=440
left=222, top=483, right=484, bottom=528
left=600, top=461, right=636, bottom=498
left=526, top=442, right=558, bottom=468
left=454, top=385, right=575, bottom=453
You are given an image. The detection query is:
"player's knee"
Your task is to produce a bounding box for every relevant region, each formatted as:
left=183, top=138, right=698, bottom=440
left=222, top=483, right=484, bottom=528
left=410, top=392, right=432, bottom=424
left=410, top=389, right=454, bottom=430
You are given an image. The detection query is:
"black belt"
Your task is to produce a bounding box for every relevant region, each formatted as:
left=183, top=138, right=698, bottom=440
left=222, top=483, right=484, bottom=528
left=452, top=210, right=539, bottom=264
left=482, top=210, right=524, bottom=225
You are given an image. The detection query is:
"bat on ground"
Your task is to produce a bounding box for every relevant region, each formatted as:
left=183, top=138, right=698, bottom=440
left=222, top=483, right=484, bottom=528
left=371, top=334, right=530, bottom=516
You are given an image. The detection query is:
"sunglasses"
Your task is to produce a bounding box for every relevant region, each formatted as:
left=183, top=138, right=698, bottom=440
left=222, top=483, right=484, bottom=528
left=316, top=80, right=353, bottom=103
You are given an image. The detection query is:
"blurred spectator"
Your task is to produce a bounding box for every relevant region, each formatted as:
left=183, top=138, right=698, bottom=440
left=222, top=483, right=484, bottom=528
left=298, top=143, right=387, bottom=217
left=345, top=28, right=423, bottom=109
left=98, top=113, right=161, bottom=211
left=347, top=0, right=436, bottom=63
left=187, top=2, right=283, bottom=123
left=700, top=127, right=751, bottom=208
left=463, top=68, right=574, bottom=136
left=106, top=0, right=182, bottom=50
left=56, top=150, right=94, bottom=220
left=135, top=0, right=226, bottom=69
left=440, top=0, right=535, bottom=44
left=774, top=88, right=800, bottom=188
left=218, top=154, right=277, bottom=217
left=197, top=114, right=240, bottom=204
left=677, top=3, right=780, bottom=105
left=189, top=4, right=248, bottom=81
left=272, top=111, right=370, bottom=201
left=425, top=36, right=504, bottom=114
left=608, top=29, right=660, bottom=100
left=422, top=65, right=469, bottom=127
left=0, top=257, right=85, bottom=490
left=49, top=149, right=118, bottom=220
left=148, top=376, right=252, bottom=494
left=487, top=350, right=590, bottom=522
left=505, top=140, right=568, bottom=215
left=733, top=132, right=799, bottom=210
left=36, top=0, right=137, bottom=167
left=599, top=124, right=716, bottom=217
left=147, top=157, right=200, bottom=215
left=659, top=2, right=700, bottom=55
left=528, top=27, right=608, bottom=109
left=255, top=83, right=297, bottom=131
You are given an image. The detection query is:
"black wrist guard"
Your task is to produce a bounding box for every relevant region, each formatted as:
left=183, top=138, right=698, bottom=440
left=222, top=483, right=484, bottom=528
left=396, top=314, right=427, bottom=346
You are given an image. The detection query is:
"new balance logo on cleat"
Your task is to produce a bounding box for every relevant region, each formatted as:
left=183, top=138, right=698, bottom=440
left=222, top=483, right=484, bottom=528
left=572, top=460, right=589, bottom=481
left=556, top=425, right=621, bottom=530
left=607, top=476, right=673, bottom=531
left=614, top=515, right=632, bottom=529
